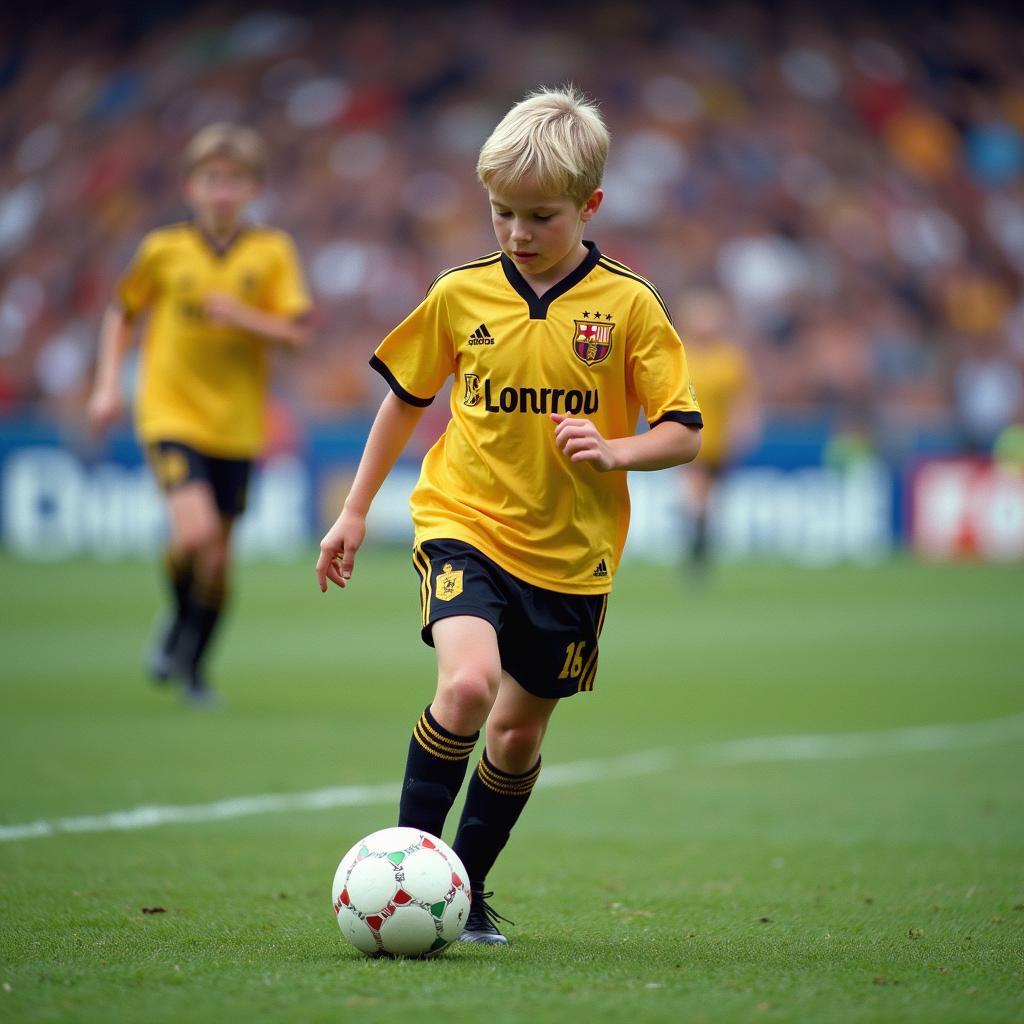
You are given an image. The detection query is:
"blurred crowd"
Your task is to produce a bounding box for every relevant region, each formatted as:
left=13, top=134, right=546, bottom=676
left=1, top=0, right=1023, bottom=456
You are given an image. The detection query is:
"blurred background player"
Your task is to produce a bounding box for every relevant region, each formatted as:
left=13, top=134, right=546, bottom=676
left=675, top=288, right=761, bottom=576
left=87, top=123, right=312, bottom=704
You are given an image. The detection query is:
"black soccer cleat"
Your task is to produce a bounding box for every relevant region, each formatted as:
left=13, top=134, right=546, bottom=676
left=458, top=890, right=512, bottom=946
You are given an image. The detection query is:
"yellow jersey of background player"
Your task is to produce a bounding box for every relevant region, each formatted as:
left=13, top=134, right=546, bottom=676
left=119, top=221, right=309, bottom=460
left=686, top=338, right=755, bottom=469
left=373, top=241, right=703, bottom=594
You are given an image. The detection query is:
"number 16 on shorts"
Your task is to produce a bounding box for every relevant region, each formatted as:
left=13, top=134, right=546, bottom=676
left=558, top=639, right=600, bottom=692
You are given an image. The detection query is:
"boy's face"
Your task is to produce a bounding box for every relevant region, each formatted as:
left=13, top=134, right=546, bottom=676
left=185, top=154, right=259, bottom=233
left=488, top=178, right=603, bottom=280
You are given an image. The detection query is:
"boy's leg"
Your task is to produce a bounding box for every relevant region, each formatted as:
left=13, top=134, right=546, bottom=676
left=398, top=615, right=501, bottom=838
left=146, top=445, right=198, bottom=682
left=453, top=672, right=557, bottom=943
left=165, top=482, right=232, bottom=698
left=147, top=544, right=195, bottom=682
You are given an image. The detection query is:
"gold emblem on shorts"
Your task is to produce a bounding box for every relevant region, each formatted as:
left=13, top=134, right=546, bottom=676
left=153, top=447, right=188, bottom=488
left=435, top=562, right=463, bottom=602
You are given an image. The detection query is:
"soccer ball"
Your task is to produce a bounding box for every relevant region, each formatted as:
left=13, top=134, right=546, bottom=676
left=331, top=826, right=471, bottom=958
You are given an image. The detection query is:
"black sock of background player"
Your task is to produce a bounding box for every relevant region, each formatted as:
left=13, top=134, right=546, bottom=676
left=178, top=576, right=227, bottom=689
left=162, top=547, right=195, bottom=651
left=397, top=705, right=478, bottom=839
left=452, top=749, right=541, bottom=892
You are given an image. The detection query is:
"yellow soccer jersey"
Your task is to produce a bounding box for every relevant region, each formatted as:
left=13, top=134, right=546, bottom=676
left=372, top=242, right=703, bottom=593
left=118, top=222, right=311, bottom=459
left=686, top=340, right=753, bottom=466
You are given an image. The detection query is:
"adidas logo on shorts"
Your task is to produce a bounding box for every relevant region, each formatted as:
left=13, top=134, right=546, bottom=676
left=593, top=558, right=609, bottom=578
left=468, top=323, right=495, bottom=346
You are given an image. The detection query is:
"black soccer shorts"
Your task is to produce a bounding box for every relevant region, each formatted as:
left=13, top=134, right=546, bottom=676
left=412, top=538, right=609, bottom=699
left=146, top=440, right=252, bottom=519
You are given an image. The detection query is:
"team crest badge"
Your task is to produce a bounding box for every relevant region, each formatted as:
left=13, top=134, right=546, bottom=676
left=463, top=373, right=482, bottom=407
left=435, top=562, right=463, bottom=602
left=573, top=319, right=613, bottom=366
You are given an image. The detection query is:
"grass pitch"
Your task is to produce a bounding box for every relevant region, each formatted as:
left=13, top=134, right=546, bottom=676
left=0, top=549, right=1021, bottom=1023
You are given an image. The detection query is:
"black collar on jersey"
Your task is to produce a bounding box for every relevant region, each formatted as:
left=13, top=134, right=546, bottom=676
left=500, top=240, right=602, bottom=320
left=190, top=220, right=249, bottom=260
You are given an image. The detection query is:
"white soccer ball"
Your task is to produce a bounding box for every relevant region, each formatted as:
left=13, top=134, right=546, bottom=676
left=331, top=826, right=471, bottom=958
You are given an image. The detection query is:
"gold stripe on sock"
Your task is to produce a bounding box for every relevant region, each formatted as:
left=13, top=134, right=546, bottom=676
left=414, top=723, right=472, bottom=762
left=476, top=757, right=541, bottom=797
left=417, top=713, right=477, bottom=754
left=414, top=715, right=476, bottom=761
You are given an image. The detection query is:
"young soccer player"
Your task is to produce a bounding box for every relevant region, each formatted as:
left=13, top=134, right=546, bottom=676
left=88, top=123, right=311, bottom=704
left=316, top=87, right=702, bottom=944
left=674, top=289, right=760, bottom=576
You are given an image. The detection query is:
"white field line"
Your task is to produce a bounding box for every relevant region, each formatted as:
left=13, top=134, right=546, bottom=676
left=0, top=748, right=674, bottom=844
left=700, top=712, right=1024, bottom=764
left=2, top=715, right=1021, bottom=844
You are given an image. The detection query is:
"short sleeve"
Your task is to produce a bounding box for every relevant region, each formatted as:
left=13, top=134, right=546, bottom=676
left=264, top=234, right=312, bottom=319
left=117, top=233, right=160, bottom=317
left=370, top=284, right=455, bottom=407
left=627, top=295, right=703, bottom=429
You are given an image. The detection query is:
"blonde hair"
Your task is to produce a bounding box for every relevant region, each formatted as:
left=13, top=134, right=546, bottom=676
left=183, top=123, right=268, bottom=180
left=477, top=86, right=609, bottom=206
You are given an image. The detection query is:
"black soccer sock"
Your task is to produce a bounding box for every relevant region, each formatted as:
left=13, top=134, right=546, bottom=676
left=163, top=547, right=195, bottom=639
left=398, top=706, right=478, bottom=838
left=178, top=576, right=227, bottom=688
left=452, top=749, right=542, bottom=891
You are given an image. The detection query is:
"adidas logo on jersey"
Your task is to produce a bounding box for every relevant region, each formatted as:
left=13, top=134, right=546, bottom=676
left=468, top=323, right=495, bottom=346
left=593, top=558, right=609, bottom=578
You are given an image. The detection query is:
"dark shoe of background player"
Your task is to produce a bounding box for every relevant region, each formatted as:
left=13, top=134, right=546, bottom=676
left=145, top=614, right=183, bottom=684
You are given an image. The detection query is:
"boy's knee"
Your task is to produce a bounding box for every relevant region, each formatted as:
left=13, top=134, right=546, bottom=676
left=174, top=519, right=220, bottom=557
left=201, top=539, right=230, bottom=577
left=487, top=720, right=545, bottom=773
left=174, top=529, right=230, bottom=596
left=434, top=666, right=499, bottom=733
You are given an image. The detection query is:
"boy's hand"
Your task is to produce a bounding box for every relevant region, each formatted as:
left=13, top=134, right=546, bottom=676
left=86, top=386, right=123, bottom=437
left=551, top=413, right=618, bottom=471
left=204, top=292, right=249, bottom=328
left=316, top=508, right=366, bottom=592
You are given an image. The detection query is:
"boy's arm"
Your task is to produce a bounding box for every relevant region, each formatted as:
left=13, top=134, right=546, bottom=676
left=87, top=303, right=135, bottom=436
left=551, top=414, right=700, bottom=471
left=316, top=391, right=426, bottom=591
left=204, top=293, right=309, bottom=349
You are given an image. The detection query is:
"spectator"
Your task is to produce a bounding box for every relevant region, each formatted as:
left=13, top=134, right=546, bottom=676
left=0, top=0, right=1020, bottom=456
